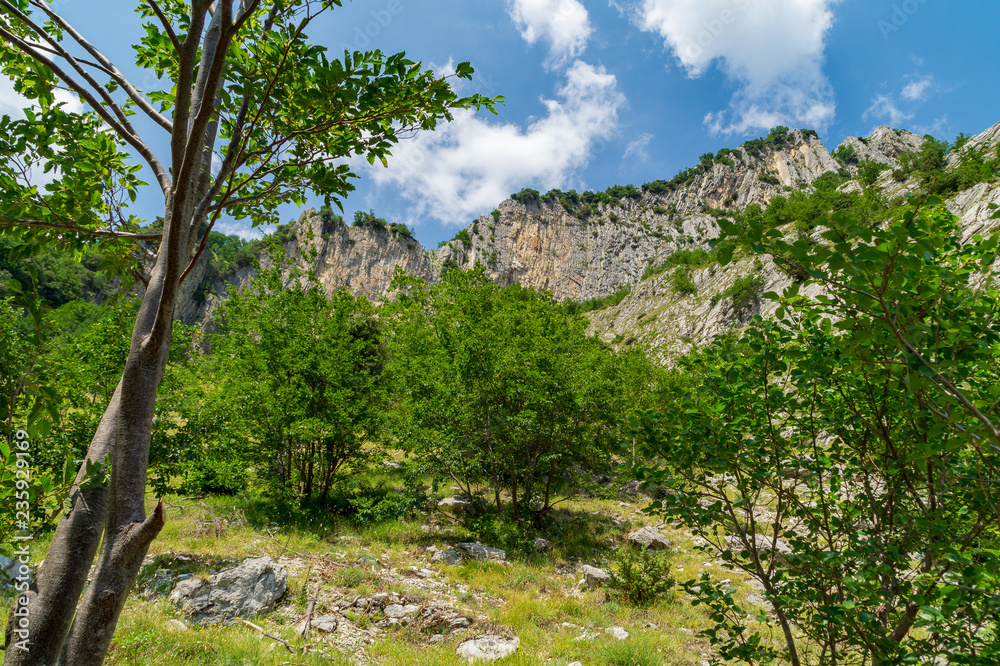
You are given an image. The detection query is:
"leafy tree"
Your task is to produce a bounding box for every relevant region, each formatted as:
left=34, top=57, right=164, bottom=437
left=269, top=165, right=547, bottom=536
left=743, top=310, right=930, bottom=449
left=386, top=268, right=624, bottom=524
left=212, top=263, right=384, bottom=509
left=0, top=1, right=497, bottom=662
left=636, top=202, right=1000, bottom=664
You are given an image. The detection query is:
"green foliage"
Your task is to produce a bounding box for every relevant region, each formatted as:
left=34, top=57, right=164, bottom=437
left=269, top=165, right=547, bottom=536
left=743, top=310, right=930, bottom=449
left=453, top=228, right=473, bottom=250
left=353, top=210, right=388, bottom=231
left=490, top=209, right=501, bottom=222
left=386, top=267, right=628, bottom=523
left=714, top=274, right=764, bottom=310
left=856, top=159, right=889, bottom=187
left=670, top=268, right=696, bottom=295
left=388, top=222, right=414, bottom=238
left=832, top=143, right=859, bottom=166
left=607, top=547, right=675, bottom=606
left=562, top=285, right=632, bottom=315
left=510, top=188, right=541, bottom=205
left=640, top=202, right=1000, bottom=664
left=643, top=248, right=716, bottom=282
left=209, top=265, right=385, bottom=507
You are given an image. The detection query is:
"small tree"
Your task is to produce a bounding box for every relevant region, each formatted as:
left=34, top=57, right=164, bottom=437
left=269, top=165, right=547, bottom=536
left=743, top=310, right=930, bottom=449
left=0, top=2, right=497, bottom=662
left=386, top=267, right=624, bottom=523
left=212, top=264, right=384, bottom=508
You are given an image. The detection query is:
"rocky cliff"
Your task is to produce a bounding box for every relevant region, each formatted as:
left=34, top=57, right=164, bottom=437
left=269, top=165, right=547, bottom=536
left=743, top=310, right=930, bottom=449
left=186, top=120, right=1000, bottom=360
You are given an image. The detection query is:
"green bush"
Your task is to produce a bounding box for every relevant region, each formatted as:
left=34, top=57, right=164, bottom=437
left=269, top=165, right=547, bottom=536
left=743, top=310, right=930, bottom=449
left=670, top=268, right=696, bottom=295
left=607, top=546, right=675, bottom=606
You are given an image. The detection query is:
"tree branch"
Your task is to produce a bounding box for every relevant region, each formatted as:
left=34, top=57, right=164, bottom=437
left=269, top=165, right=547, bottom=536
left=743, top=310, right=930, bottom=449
left=29, top=0, right=174, bottom=134
left=0, top=26, right=172, bottom=194
left=141, top=0, right=182, bottom=53
left=0, top=216, right=162, bottom=241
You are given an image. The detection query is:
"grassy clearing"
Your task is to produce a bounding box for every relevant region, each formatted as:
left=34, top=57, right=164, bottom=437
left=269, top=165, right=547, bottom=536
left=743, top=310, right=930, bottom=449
left=0, top=485, right=752, bottom=665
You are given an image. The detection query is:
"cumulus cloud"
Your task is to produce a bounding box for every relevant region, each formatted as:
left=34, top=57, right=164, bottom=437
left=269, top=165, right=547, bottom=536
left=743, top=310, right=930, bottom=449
left=363, top=60, right=624, bottom=226
left=626, top=0, right=840, bottom=134
left=507, top=0, right=593, bottom=66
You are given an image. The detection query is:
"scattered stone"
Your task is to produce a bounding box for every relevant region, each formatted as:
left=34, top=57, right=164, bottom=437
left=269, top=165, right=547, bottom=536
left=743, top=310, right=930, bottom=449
left=384, top=604, right=420, bottom=619
left=605, top=626, right=629, bottom=640
left=311, top=615, right=340, bottom=633
left=164, top=619, right=188, bottom=632
left=419, top=606, right=474, bottom=634
left=415, top=568, right=436, bottom=579
left=626, top=527, right=672, bottom=551
left=169, top=556, right=287, bottom=626
left=568, top=662, right=584, bottom=666
left=456, top=635, right=520, bottom=662
left=455, top=542, right=506, bottom=562
left=438, top=496, right=473, bottom=512
left=431, top=548, right=465, bottom=565
left=577, top=565, right=610, bottom=590
left=428, top=634, right=445, bottom=645
left=532, top=538, right=549, bottom=551
left=383, top=460, right=402, bottom=469
left=680, top=627, right=695, bottom=635
left=723, top=534, right=791, bottom=560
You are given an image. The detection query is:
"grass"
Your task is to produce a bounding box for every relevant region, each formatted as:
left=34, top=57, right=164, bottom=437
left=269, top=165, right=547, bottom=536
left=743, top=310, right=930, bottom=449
left=0, top=477, right=761, bottom=665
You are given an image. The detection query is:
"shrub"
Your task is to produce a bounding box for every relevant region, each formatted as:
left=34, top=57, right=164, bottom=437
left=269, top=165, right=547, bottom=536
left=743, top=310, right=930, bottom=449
left=353, top=210, right=388, bottom=230
left=832, top=143, right=859, bottom=166
left=389, top=222, right=414, bottom=237
left=454, top=228, right=473, bottom=250
left=607, top=546, right=675, bottom=606
left=671, top=268, right=696, bottom=295
left=510, top=188, right=540, bottom=205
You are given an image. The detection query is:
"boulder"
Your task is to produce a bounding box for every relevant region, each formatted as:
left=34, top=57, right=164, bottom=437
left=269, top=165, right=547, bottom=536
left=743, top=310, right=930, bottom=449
left=455, top=542, right=506, bottom=561
left=168, top=556, right=287, bottom=626
left=419, top=605, right=474, bottom=634
left=578, top=565, right=610, bottom=590
left=310, top=615, right=340, bottom=633
left=626, top=527, right=672, bottom=551
left=532, top=538, right=550, bottom=551
left=456, top=635, right=520, bottom=662
left=438, top=496, right=473, bottom=512
left=431, top=548, right=465, bottom=565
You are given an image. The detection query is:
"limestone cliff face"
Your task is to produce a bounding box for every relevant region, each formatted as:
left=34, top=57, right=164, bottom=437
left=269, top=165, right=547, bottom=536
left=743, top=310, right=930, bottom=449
left=184, top=213, right=433, bottom=325
left=834, top=126, right=925, bottom=168
left=180, top=120, right=1000, bottom=359
left=435, top=129, right=844, bottom=303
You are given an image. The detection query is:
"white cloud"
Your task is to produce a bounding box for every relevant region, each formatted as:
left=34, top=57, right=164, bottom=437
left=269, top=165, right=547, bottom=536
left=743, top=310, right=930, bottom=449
left=623, top=132, right=654, bottom=161
left=627, top=0, right=840, bottom=134
left=364, top=60, right=624, bottom=226
left=864, top=93, right=913, bottom=127
left=900, top=74, right=934, bottom=102
left=507, top=0, right=593, bottom=66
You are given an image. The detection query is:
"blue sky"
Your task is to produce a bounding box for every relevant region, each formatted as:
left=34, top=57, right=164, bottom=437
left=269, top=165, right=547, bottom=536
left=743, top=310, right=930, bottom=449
left=2, top=0, right=999, bottom=248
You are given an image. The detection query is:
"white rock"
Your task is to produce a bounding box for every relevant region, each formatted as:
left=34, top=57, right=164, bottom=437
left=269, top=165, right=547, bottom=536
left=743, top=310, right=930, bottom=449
left=577, top=565, right=610, bottom=590
left=456, top=635, right=520, bottom=662
left=384, top=604, right=420, bottom=619
left=455, top=542, right=506, bottom=561
left=164, top=619, right=188, bottom=632
left=311, top=615, right=339, bottom=633
left=431, top=548, right=465, bottom=565
left=605, top=626, right=629, bottom=640
left=626, top=526, right=672, bottom=551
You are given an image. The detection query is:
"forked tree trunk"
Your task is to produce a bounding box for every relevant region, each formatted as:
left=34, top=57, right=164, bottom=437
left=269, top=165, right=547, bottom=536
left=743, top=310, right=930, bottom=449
left=3, top=223, right=186, bottom=665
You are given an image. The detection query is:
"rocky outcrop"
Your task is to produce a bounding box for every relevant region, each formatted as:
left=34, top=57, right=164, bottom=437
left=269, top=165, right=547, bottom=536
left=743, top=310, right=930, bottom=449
left=834, top=126, right=925, bottom=168
left=168, top=556, right=287, bottom=626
